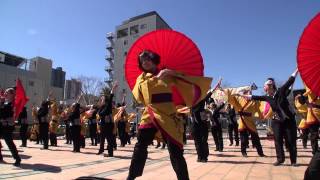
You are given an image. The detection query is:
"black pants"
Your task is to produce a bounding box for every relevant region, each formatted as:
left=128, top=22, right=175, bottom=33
left=191, top=123, right=209, bottom=161
left=301, top=128, right=310, bottom=148
left=39, top=123, right=49, bottom=149
left=50, top=132, right=57, bottom=146
left=211, top=125, right=223, bottom=151
left=66, top=124, right=72, bottom=144
left=272, top=119, right=297, bottom=163
left=228, top=123, right=239, bottom=145
left=0, top=125, right=20, bottom=160
left=20, top=124, right=29, bottom=147
left=99, top=123, right=114, bottom=156
left=118, top=122, right=127, bottom=146
left=183, top=124, right=187, bottom=144
left=128, top=128, right=189, bottom=180
left=240, top=130, right=264, bottom=155
left=71, top=125, right=81, bottom=152
left=304, top=151, right=320, bottom=180
left=89, top=124, right=97, bottom=145
left=309, top=124, right=319, bottom=154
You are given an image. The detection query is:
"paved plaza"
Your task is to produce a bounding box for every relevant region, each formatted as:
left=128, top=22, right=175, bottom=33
left=0, top=136, right=312, bottom=180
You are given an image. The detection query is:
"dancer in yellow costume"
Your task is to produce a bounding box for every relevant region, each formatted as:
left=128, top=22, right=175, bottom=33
left=30, top=106, right=40, bottom=143
left=222, top=85, right=266, bottom=157
left=304, top=86, right=320, bottom=154
left=127, top=50, right=211, bottom=180
left=294, top=93, right=309, bottom=148
left=49, top=100, right=60, bottom=146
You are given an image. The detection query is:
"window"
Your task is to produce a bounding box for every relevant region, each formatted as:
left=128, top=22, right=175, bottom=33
left=130, top=25, right=139, bottom=35
left=124, top=40, right=128, bottom=45
left=29, top=80, right=34, bottom=87
left=117, top=28, right=128, bottom=38
left=124, top=51, right=127, bottom=57
left=140, top=24, right=147, bottom=29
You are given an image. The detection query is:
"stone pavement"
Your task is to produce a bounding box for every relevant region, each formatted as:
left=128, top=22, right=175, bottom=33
left=0, top=136, right=312, bottom=180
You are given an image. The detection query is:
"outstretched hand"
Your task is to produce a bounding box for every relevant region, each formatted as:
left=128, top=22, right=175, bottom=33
left=211, top=78, right=222, bottom=92
left=156, top=69, right=175, bottom=79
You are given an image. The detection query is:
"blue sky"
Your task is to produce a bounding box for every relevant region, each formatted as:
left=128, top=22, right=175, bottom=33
left=1, top=0, right=319, bottom=92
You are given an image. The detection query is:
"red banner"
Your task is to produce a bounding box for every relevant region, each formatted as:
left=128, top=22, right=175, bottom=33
left=14, top=79, right=29, bottom=119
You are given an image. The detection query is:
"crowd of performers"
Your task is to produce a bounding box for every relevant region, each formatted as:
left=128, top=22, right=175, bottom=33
left=0, top=51, right=320, bottom=179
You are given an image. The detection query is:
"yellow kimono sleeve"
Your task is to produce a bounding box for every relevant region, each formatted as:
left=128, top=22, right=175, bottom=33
left=223, top=88, right=242, bottom=111
left=132, top=73, right=146, bottom=105
left=172, top=74, right=212, bottom=107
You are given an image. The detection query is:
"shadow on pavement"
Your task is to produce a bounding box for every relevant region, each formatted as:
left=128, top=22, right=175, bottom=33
left=76, top=177, right=113, bottom=180
left=19, top=163, right=62, bottom=173
left=207, top=160, right=266, bottom=164
left=3, top=154, right=32, bottom=159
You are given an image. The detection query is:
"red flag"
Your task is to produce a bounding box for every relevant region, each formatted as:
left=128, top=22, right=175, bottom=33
left=14, top=79, right=29, bottom=120
left=0, top=89, right=4, bottom=99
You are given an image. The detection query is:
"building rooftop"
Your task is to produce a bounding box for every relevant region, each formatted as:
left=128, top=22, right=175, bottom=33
left=0, top=51, right=26, bottom=67
left=122, top=11, right=171, bottom=29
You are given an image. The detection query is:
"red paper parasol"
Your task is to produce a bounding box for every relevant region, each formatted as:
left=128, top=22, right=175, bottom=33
left=297, top=13, right=320, bottom=96
left=125, top=30, right=205, bottom=105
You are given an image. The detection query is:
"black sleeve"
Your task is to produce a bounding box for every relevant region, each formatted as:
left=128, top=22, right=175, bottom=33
left=251, top=95, right=268, bottom=101
left=99, top=94, right=114, bottom=116
left=214, top=103, right=225, bottom=114
left=193, top=92, right=213, bottom=110
left=279, top=76, right=295, bottom=96
left=37, top=107, right=48, bottom=118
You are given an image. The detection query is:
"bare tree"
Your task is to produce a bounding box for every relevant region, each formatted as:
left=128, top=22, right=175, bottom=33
left=77, top=76, right=105, bottom=105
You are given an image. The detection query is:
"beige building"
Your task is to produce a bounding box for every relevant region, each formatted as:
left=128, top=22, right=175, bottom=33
left=0, top=51, right=66, bottom=122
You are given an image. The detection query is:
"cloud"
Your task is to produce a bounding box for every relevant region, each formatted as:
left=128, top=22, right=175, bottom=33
left=27, top=29, right=38, bottom=36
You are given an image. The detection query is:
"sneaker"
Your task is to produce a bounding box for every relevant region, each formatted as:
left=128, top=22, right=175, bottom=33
left=242, top=152, right=248, bottom=157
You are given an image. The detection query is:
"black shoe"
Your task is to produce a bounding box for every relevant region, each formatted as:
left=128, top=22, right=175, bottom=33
left=105, top=154, right=113, bottom=157
left=96, top=151, right=103, bottom=155
left=242, top=152, right=248, bottom=157
left=235, top=142, right=239, bottom=146
left=197, top=158, right=201, bottom=162
left=229, top=143, right=233, bottom=146
left=259, top=153, right=266, bottom=157
left=200, top=159, right=207, bottom=163
left=126, top=176, right=135, bottom=180
left=273, top=160, right=284, bottom=166
left=291, top=163, right=298, bottom=167
left=0, top=155, right=3, bottom=162
left=214, top=149, right=219, bottom=151
left=14, top=158, right=21, bottom=167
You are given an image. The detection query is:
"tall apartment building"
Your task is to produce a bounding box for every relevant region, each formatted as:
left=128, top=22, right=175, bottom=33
left=105, top=11, right=171, bottom=111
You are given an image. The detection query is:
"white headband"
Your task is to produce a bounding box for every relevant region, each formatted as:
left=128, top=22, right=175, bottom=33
left=264, top=80, right=274, bottom=86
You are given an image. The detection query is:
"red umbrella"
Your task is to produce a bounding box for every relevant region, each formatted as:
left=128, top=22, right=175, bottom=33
left=125, top=29, right=205, bottom=105
left=297, top=12, right=320, bottom=96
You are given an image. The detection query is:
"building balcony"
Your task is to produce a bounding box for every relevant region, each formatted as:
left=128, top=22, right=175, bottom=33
left=105, top=66, right=113, bottom=72
left=106, top=32, right=114, bottom=40
left=106, top=43, right=114, bottom=50
left=105, top=54, right=113, bottom=61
